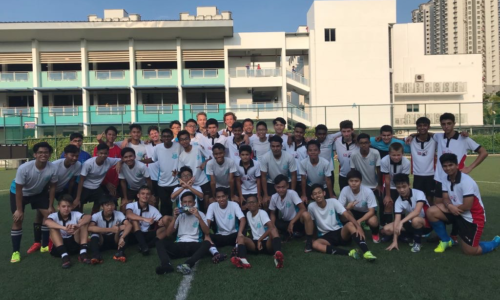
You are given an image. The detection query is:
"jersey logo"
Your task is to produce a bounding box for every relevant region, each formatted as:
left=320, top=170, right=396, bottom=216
left=172, top=154, right=178, bottom=159
left=318, top=171, right=325, bottom=176
left=44, top=175, right=51, bottom=182
left=329, top=209, right=335, bottom=216
left=228, top=214, right=234, bottom=220
left=197, top=155, right=201, bottom=161
left=286, top=202, right=292, bottom=208
left=225, top=169, right=229, bottom=175
left=417, top=150, right=428, bottom=156
left=449, top=195, right=457, bottom=203
left=193, top=221, right=199, bottom=228
left=257, top=222, right=262, bottom=229
left=137, top=152, right=144, bottom=159
left=136, top=172, right=144, bottom=178
left=369, top=161, right=375, bottom=166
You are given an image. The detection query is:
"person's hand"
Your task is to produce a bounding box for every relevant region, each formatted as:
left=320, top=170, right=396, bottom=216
left=48, top=205, right=56, bottom=214
left=187, top=178, right=194, bottom=186
left=112, top=225, right=121, bottom=234
left=243, top=135, right=250, bottom=145
left=239, top=196, right=245, bottom=205
left=143, top=217, right=154, bottom=225
left=346, top=200, right=359, bottom=210
left=72, top=198, right=81, bottom=210
left=287, top=221, right=295, bottom=235
left=106, top=183, right=117, bottom=197
left=461, top=166, right=473, bottom=174
left=174, top=207, right=180, bottom=217
left=460, top=131, right=469, bottom=137
left=97, top=131, right=105, bottom=142
left=395, top=222, right=403, bottom=236
left=13, top=209, right=24, bottom=223
left=375, top=136, right=382, bottom=142
left=448, top=204, right=462, bottom=216
left=190, top=207, right=200, bottom=218
left=257, top=240, right=263, bottom=250
left=172, top=169, right=178, bottom=178
left=257, top=194, right=263, bottom=207
left=143, top=140, right=151, bottom=145
left=301, top=195, right=308, bottom=205
left=383, top=196, right=393, bottom=206
left=386, top=241, right=399, bottom=251
left=118, top=236, right=126, bottom=249
left=354, top=225, right=365, bottom=240
left=222, top=129, right=229, bottom=137
left=405, top=136, right=414, bottom=144
left=180, top=180, right=188, bottom=189
left=198, top=161, right=207, bottom=170
left=263, top=195, right=271, bottom=205
left=231, top=194, right=239, bottom=202
left=115, top=161, right=122, bottom=174
left=287, top=136, right=293, bottom=147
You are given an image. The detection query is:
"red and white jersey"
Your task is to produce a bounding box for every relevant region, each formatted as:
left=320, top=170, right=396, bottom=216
left=442, top=172, right=485, bottom=224
left=433, top=132, right=480, bottom=181
left=410, top=135, right=436, bottom=176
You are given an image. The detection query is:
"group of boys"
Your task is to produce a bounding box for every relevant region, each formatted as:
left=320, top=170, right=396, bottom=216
left=9, top=111, right=500, bottom=275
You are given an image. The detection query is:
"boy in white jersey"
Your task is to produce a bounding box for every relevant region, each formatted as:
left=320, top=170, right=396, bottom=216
left=338, top=170, right=380, bottom=243
left=202, top=118, right=228, bottom=154
left=380, top=143, right=411, bottom=226
left=308, top=184, right=377, bottom=261
left=269, top=175, right=314, bottom=253
left=236, top=145, right=262, bottom=207
left=171, top=166, right=204, bottom=208
left=225, top=122, right=248, bottom=163
left=10, top=142, right=58, bottom=263
left=45, top=194, right=92, bottom=268
left=196, top=112, right=207, bottom=135
left=232, top=196, right=284, bottom=269
left=118, top=147, right=152, bottom=209
left=89, top=195, right=132, bottom=264
left=335, top=120, right=358, bottom=191
left=155, top=192, right=211, bottom=275
left=314, top=124, right=342, bottom=191
left=300, top=140, right=334, bottom=203
left=206, top=188, right=246, bottom=264
left=145, top=125, right=162, bottom=198
left=286, top=122, right=308, bottom=197
left=426, top=154, right=500, bottom=255
left=242, top=118, right=257, bottom=142
left=272, top=117, right=289, bottom=150
left=119, top=124, right=147, bottom=161
left=349, top=133, right=382, bottom=194
left=184, top=119, right=204, bottom=146
left=206, top=143, right=239, bottom=202
left=74, top=143, right=121, bottom=214
left=219, top=112, right=237, bottom=136
left=125, top=186, right=163, bottom=256
left=53, top=144, right=81, bottom=200
left=250, top=121, right=271, bottom=161
left=383, top=174, right=431, bottom=253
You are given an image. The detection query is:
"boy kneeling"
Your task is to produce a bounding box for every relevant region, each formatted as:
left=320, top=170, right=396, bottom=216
left=45, top=194, right=91, bottom=268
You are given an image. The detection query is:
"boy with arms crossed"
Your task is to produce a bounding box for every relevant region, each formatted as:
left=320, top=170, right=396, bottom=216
left=171, top=166, right=204, bottom=208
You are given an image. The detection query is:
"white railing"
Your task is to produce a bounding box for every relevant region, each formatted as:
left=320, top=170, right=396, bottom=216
left=47, top=71, right=78, bottom=81
left=287, top=102, right=309, bottom=120
left=229, top=67, right=281, bottom=78
left=189, top=69, right=218, bottom=78
left=286, top=71, right=309, bottom=86
left=190, top=104, right=220, bottom=113
left=95, top=70, right=125, bottom=80
left=142, top=69, right=172, bottom=79
left=394, top=113, right=468, bottom=126
left=48, top=106, right=79, bottom=116
left=0, top=72, right=29, bottom=82
left=229, top=102, right=282, bottom=111
left=394, top=82, right=467, bottom=94
left=143, top=104, right=173, bottom=114
left=1, top=107, right=31, bottom=117
left=95, top=105, right=126, bottom=115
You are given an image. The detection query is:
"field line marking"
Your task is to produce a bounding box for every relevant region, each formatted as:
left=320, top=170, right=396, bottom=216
left=175, top=264, right=197, bottom=300
left=0, top=189, right=9, bottom=192
left=476, top=181, right=500, bottom=184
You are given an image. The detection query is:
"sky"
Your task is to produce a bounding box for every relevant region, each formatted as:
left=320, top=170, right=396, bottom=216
left=0, top=0, right=426, bottom=32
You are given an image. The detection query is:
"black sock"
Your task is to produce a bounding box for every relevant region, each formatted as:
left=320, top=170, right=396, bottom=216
left=134, top=230, right=147, bottom=249
left=325, top=245, right=348, bottom=256
left=155, top=239, right=171, bottom=266
left=450, top=224, right=458, bottom=236
left=237, top=244, right=247, bottom=258
left=185, top=240, right=211, bottom=267
left=41, top=225, right=49, bottom=247
left=370, top=226, right=379, bottom=235
left=11, top=229, right=23, bottom=252
left=33, top=223, right=42, bottom=243
left=56, top=245, right=68, bottom=257
left=272, top=238, right=282, bottom=252
left=413, top=228, right=423, bottom=244
left=80, top=243, right=88, bottom=254
left=351, top=234, right=369, bottom=253
left=90, top=236, right=100, bottom=258
left=384, top=213, right=393, bottom=225
left=306, top=235, right=313, bottom=244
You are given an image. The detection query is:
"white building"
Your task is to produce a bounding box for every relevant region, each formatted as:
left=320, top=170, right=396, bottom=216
left=0, top=0, right=483, bottom=139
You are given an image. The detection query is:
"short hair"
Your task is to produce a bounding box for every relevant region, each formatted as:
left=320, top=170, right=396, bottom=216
left=273, top=174, right=288, bottom=185
left=439, top=153, right=458, bottom=165
left=105, top=126, right=118, bottom=135
left=207, top=118, right=219, bottom=128
left=239, top=144, right=252, bottom=155
left=96, top=143, right=109, bottom=152
left=269, top=135, right=283, bottom=145
left=294, top=122, right=307, bottom=131
left=315, top=124, right=328, bottom=132
left=393, top=173, right=410, bottom=185
left=224, top=112, right=237, bottom=121
left=243, top=118, right=254, bottom=126
left=340, top=120, right=354, bottom=130
left=161, top=128, right=173, bottom=136
left=59, top=194, right=74, bottom=205
left=310, top=183, right=324, bottom=193
left=346, top=169, right=362, bottom=181
left=177, top=130, right=190, bottom=140
left=389, top=143, right=404, bottom=153
left=440, top=113, right=455, bottom=123
left=129, top=124, right=142, bottom=131
left=212, top=143, right=226, bottom=152
left=69, top=132, right=83, bottom=141
left=121, top=147, right=135, bottom=157
left=232, top=122, right=243, bottom=130
left=63, top=144, right=80, bottom=154
left=273, top=117, right=286, bottom=125
left=306, top=140, right=321, bottom=150
left=147, top=125, right=159, bottom=135
left=416, top=117, right=430, bottom=126
left=380, top=125, right=393, bottom=134
left=196, top=112, right=207, bottom=118
left=179, top=166, right=193, bottom=176
left=215, top=187, right=228, bottom=196
left=169, top=120, right=181, bottom=128
left=256, top=121, right=267, bottom=129
left=33, top=142, right=53, bottom=154
left=138, top=185, right=151, bottom=193
left=181, top=192, right=196, bottom=201
left=357, top=133, right=370, bottom=142
left=185, top=119, right=197, bottom=126
left=99, top=194, right=115, bottom=205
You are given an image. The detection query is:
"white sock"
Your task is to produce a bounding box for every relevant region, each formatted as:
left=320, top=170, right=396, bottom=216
left=209, top=246, right=219, bottom=256
left=61, top=253, right=68, bottom=258
left=80, top=249, right=87, bottom=254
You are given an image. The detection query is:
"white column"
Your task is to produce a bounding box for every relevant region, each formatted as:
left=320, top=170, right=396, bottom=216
left=177, top=38, right=184, bottom=125
left=81, top=39, right=90, bottom=135
left=223, top=46, right=230, bottom=113
left=280, top=47, right=287, bottom=119
left=129, top=38, right=137, bottom=123
left=31, top=39, right=42, bottom=138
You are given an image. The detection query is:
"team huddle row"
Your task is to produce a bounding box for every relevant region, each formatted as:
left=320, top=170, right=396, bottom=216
left=9, top=111, right=500, bottom=275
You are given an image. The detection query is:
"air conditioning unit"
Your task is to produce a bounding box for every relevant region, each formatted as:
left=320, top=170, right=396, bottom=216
left=415, top=74, right=425, bottom=82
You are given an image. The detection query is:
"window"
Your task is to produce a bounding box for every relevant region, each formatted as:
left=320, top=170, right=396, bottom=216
left=324, top=28, right=336, bottom=42
left=407, top=104, right=420, bottom=113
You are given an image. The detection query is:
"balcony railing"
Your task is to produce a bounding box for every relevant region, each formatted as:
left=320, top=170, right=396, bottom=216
left=48, top=106, right=79, bottom=116
left=47, top=71, right=78, bottom=81
left=95, top=70, right=125, bottom=80
left=394, top=82, right=467, bottom=94
left=189, top=104, right=220, bottom=112
left=143, top=104, right=173, bottom=114
left=0, top=72, right=29, bottom=82
left=142, top=69, right=172, bottom=79
left=95, top=105, right=126, bottom=115
left=189, top=69, right=218, bottom=78
left=229, top=102, right=282, bottom=111
left=286, top=71, right=309, bottom=86
left=287, top=102, right=309, bottom=120
left=1, top=107, right=31, bottom=117
left=229, top=67, right=281, bottom=78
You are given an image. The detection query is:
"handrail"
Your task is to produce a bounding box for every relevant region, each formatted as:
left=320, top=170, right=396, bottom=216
left=0, top=71, right=29, bottom=82
left=95, top=70, right=125, bottom=80
left=142, top=69, right=172, bottom=79
left=47, top=71, right=78, bottom=81
left=189, top=69, right=218, bottom=78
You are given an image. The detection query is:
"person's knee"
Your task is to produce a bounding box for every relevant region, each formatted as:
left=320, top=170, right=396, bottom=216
left=462, top=245, right=481, bottom=256
left=368, top=216, right=379, bottom=227
left=270, top=227, right=279, bottom=238
left=412, top=217, right=425, bottom=228
left=301, top=211, right=312, bottom=221
left=382, top=224, right=393, bottom=235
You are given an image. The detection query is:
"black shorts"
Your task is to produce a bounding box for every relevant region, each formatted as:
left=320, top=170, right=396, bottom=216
left=101, top=234, right=118, bottom=250
left=318, top=229, right=350, bottom=246
left=435, top=181, right=443, bottom=198
left=266, top=183, right=276, bottom=198
left=127, top=230, right=157, bottom=245
left=338, top=175, right=349, bottom=192
left=200, top=182, right=212, bottom=197
left=252, top=239, right=269, bottom=254
left=402, top=222, right=433, bottom=236
left=275, top=218, right=305, bottom=234
left=413, top=175, right=435, bottom=197
left=443, top=213, right=483, bottom=247
left=351, top=210, right=370, bottom=221
left=125, top=188, right=139, bottom=202
left=50, top=236, right=80, bottom=256
left=210, top=232, right=238, bottom=248
left=80, top=187, right=105, bottom=204
left=10, top=191, right=49, bottom=214
left=151, top=180, right=159, bottom=197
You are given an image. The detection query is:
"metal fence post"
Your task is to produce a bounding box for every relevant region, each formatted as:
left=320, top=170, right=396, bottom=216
left=54, top=113, right=57, bottom=153
left=458, top=103, right=462, bottom=130
left=324, top=106, right=327, bottom=126
left=358, top=105, right=361, bottom=133
left=21, top=114, right=24, bottom=143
